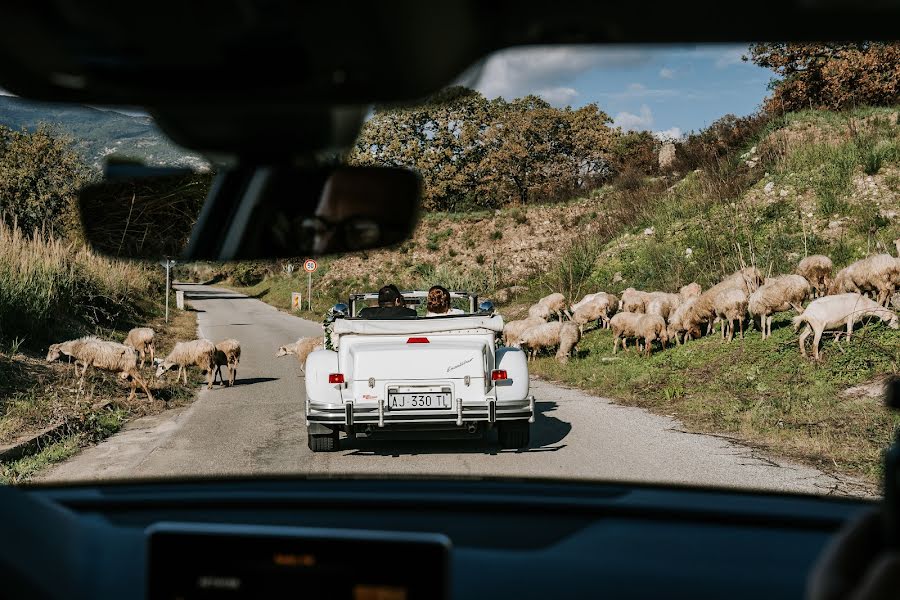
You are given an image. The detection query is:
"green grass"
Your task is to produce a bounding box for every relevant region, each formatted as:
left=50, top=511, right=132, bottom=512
left=531, top=316, right=900, bottom=485
left=0, top=436, right=81, bottom=484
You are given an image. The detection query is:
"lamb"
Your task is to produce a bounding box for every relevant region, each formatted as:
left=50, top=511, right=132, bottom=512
left=666, top=297, right=699, bottom=345
left=621, top=288, right=650, bottom=313
left=47, top=336, right=153, bottom=401
left=634, top=314, right=668, bottom=357
left=792, top=293, right=899, bottom=360
left=122, top=327, right=156, bottom=369
left=679, top=283, right=702, bottom=300
left=503, top=316, right=546, bottom=346
left=213, top=339, right=241, bottom=387
left=516, top=321, right=581, bottom=363
left=155, top=339, right=217, bottom=389
left=610, top=312, right=643, bottom=354
left=747, top=274, right=810, bottom=339
left=796, top=255, right=833, bottom=298
left=571, top=295, right=617, bottom=333
left=843, top=254, right=900, bottom=306
left=713, top=287, right=749, bottom=342
left=275, top=336, right=324, bottom=372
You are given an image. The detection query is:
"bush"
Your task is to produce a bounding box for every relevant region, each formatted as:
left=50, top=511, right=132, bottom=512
left=229, top=262, right=266, bottom=286
left=543, top=237, right=603, bottom=304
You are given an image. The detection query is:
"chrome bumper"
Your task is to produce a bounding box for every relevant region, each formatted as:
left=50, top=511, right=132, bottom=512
left=307, top=396, right=535, bottom=428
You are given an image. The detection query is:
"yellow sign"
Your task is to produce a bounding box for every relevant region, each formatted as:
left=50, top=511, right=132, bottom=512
left=291, top=292, right=302, bottom=310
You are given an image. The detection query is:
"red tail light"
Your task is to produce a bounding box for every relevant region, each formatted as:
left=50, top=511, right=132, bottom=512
left=407, top=337, right=430, bottom=344
left=491, top=369, right=508, bottom=381
left=328, top=373, right=345, bottom=384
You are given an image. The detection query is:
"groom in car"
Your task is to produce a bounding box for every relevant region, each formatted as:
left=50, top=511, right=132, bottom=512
left=358, top=284, right=417, bottom=319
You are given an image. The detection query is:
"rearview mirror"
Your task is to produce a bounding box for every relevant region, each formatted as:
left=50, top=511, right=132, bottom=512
left=78, top=165, right=422, bottom=260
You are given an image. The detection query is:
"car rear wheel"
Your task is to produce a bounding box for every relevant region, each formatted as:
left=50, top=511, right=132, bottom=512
left=498, top=420, right=530, bottom=449
left=308, top=429, right=339, bottom=452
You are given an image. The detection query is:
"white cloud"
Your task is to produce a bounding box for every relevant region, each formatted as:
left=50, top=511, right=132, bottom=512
left=536, top=86, right=579, bottom=105
left=653, top=127, right=683, bottom=141
left=659, top=67, right=675, bottom=79
left=714, top=47, right=747, bottom=69
left=614, top=105, right=653, bottom=131
left=474, top=45, right=651, bottom=106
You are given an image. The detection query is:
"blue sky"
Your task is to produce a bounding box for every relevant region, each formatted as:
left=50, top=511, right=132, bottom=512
left=467, top=45, right=775, bottom=140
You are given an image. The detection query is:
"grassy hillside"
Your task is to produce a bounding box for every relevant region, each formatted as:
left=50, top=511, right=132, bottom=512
left=0, top=95, right=206, bottom=170
left=215, top=106, right=900, bottom=488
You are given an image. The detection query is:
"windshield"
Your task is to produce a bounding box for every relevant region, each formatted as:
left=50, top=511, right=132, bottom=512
left=1, top=43, right=897, bottom=499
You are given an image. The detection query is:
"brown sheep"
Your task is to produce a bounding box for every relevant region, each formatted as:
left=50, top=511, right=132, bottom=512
left=213, top=339, right=241, bottom=387
left=796, top=255, right=833, bottom=298
left=123, top=327, right=156, bottom=369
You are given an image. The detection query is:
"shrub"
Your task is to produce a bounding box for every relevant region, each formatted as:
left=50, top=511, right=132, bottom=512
left=230, top=262, right=266, bottom=286
left=544, top=237, right=603, bottom=304
left=508, top=207, right=528, bottom=224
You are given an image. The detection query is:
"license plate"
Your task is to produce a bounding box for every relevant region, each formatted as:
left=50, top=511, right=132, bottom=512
left=388, top=393, right=450, bottom=410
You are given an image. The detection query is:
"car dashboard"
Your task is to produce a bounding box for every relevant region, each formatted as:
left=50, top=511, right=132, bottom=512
left=0, top=477, right=871, bottom=599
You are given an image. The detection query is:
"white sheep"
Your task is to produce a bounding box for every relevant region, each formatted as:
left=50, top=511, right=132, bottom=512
left=666, top=297, right=699, bottom=345
left=528, top=292, right=569, bottom=321
left=47, top=336, right=153, bottom=401
left=213, top=339, right=241, bottom=387
left=571, top=295, right=617, bottom=333
left=620, top=288, right=650, bottom=313
left=276, top=336, right=324, bottom=372
left=155, top=339, right=217, bottom=389
left=516, top=321, right=581, bottom=363
left=610, top=312, right=643, bottom=354
left=645, top=291, right=681, bottom=322
left=842, top=254, right=900, bottom=306
left=123, top=327, right=156, bottom=369
left=714, top=287, right=749, bottom=342
left=796, top=255, right=833, bottom=298
left=748, top=274, right=810, bottom=339
left=792, top=293, right=899, bottom=360
left=635, top=314, right=668, bottom=357
left=502, top=316, right=545, bottom=347
left=679, top=282, right=702, bottom=300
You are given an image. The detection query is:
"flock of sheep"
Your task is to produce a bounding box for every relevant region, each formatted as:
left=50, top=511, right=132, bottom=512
left=503, top=242, right=900, bottom=363
left=45, top=328, right=242, bottom=401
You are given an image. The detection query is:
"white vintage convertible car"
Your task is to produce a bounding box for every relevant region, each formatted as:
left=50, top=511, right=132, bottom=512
left=304, top=291, right=535, bottom=452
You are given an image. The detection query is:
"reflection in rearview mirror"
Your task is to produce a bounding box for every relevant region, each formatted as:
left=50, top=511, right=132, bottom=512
left=78, top=165, right=421, bottom=261
left=78, top=171, right=211, bottom=259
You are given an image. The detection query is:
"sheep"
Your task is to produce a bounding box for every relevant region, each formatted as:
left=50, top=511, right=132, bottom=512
left=503, top=316, right=545, bottom=346
left=213, top=339, right=241, bottom=387
left=792, top=293, right=899, bottom=360
left=527, top=302, right=553, bottom=321
left=610, top=312, right=643, bottom=354
left=516, top=321, right=581, bottom=363
left=571, top=292, right=602, bottom=314
left=796, top=255, right=833, bottom=298
left=747, top=274, right=810, bottom=339
left=714, top=287, right=749, bottom=342
left=528, top=292, right=569, bottom=321
left=842, top=254, right=900, bottom=306
left=571, top=296, right=616, bottom=334
left=645, top=292, right=681, bottom=322
left=634, top=314, right=668, bottom=357
left=155, top=339, right=216, bottom=389
left=123, top=327, right=156, bottom=369
left=827, top=267, right=859, bottom=295
left=275, top=336, right=324, bottom=372
left=46, top=336, right=153, bottom=401
left=679, top=282, right=702, bottom=300
left=621, top=288, right=650, bottom=313
left=666, top=297, right=699, bottom=345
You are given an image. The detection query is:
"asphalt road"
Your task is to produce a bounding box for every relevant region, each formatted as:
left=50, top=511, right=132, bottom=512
left=41, top=284, right=866, bottom=496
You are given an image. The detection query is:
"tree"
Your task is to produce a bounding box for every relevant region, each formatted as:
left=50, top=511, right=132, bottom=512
left=0, top=125, right=92, bottom=236
left=748, top=43, right=900, bottom=112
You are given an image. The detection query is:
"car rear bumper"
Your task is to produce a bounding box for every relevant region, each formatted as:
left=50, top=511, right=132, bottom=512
left=306, top=396, right=535, bottom=428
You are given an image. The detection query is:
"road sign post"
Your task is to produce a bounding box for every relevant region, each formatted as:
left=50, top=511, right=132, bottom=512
left=303, top=259, right=318, bottom=312
left=159, top=259, right=177, bottom=323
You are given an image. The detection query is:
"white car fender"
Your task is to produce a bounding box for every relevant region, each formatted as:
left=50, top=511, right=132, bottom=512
left=305, top=349, right=341, bottom=405
left=494, top=347, right=529, bottom=401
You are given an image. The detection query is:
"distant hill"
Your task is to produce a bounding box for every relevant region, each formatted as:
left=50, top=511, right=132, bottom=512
left=0, top=95, right=208, bottom=171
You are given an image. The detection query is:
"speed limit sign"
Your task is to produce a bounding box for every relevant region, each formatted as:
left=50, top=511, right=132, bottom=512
left=303, top=259, right=318, bottom=273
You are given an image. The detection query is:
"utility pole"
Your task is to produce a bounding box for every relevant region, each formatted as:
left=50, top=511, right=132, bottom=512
left=160, top=259, right=176, bottom=323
